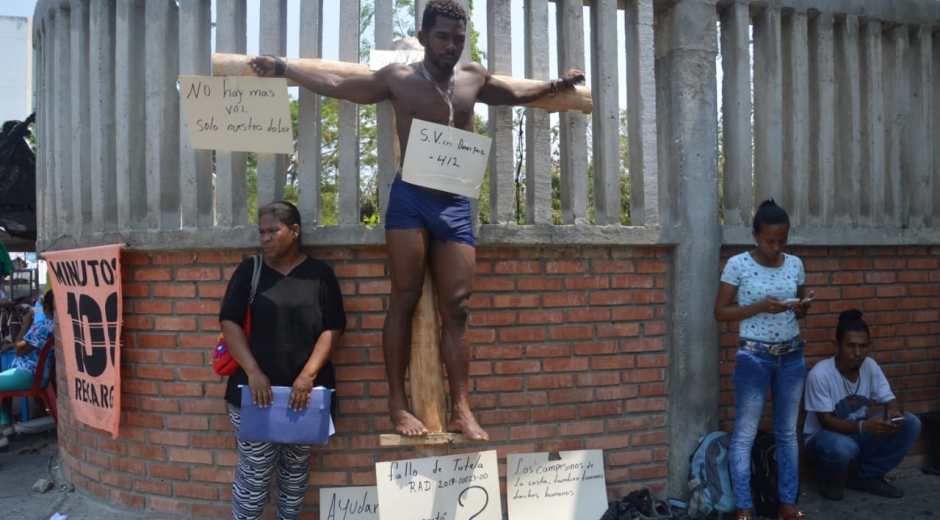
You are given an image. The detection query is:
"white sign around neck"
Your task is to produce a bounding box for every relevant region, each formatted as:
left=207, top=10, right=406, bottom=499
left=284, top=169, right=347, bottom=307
left=375, top=450, right=501, bottom=520
left=369, top=50, right=425, bottom=71
left=401, top=119, right=492, bottom=198
left=506, top=450, right=608, bottom=520
left=319, top=486, right=380, bottom=520
left=179, top=75, right=293, bottom=154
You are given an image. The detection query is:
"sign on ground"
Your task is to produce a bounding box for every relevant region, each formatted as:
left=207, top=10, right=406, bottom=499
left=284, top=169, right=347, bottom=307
left=506, top=450, right=608, bottom=520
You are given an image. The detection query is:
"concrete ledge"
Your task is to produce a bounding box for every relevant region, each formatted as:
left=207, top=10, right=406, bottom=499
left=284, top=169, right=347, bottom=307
left=716, top=0, right=940, bottom=27
left=722, top=225, right=940, bottom=246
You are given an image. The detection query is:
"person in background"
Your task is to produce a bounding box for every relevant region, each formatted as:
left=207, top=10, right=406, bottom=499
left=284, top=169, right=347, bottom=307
left=714, top=199, right=815, bottom=520
left=0, top=291, right=55, bottom=450
left=803, top=309, right=921, bottom=500
left=219, top=201, right=346, bottom=520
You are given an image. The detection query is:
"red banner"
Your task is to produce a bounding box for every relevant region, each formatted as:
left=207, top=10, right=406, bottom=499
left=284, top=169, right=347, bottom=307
left=42, top=244, right=123, bottom=438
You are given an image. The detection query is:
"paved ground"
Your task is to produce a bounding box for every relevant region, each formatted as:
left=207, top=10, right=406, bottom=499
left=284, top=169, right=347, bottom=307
left=1, top=429, right=938, bottom=519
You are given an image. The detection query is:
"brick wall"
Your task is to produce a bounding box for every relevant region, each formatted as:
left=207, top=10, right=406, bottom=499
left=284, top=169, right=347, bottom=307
left=55, top=245, right=671, bottom=519
left=718, top=246, right=940, bottom=470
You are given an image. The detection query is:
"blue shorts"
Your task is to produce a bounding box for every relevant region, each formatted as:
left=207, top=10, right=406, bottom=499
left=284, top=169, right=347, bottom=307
left=384, top=178, right=475, bottom=246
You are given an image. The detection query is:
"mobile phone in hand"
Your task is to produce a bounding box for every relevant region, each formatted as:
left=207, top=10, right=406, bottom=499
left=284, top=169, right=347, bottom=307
left=890, top=416, right=905, bottom=423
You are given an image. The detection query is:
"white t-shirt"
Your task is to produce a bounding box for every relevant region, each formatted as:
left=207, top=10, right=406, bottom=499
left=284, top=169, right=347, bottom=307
left=720, top=251, right=805, bottom=342
left=803, top=357, right=896, bottom=443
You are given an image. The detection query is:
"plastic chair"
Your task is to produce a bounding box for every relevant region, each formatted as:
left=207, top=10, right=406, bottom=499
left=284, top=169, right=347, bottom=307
left=0, top=337, right=57, bottom=425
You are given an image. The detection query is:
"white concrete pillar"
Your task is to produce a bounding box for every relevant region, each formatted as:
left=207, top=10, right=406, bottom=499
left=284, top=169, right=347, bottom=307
left=781, top=11, right=809, bottom=227
left=298, top=0, right=323, bottom=228
left=753, top=8, right=783, bottom=205
left=178, top=1, right=213, bottom=229
left=859, top=20, right=884, bottom=228
left=556, top=0, right=589, bottom=225
left=375, top=0, right=395, bottom=226
left=907, top=26, right=932, bottom=228
left=882, top=27, right=908, bottom=228
left=70, top=0, right=91, bottom=237
left=214, top=0, right=249, bottom=228
left=487, top=0, right=515, bottom=224
left=256, top=0, right=288, bottom=209
left=589, top=0, right=622, bottom=225
left=89, top=0, right=117, bottom=234
left=808, top=13, right=835, bottom=227
left=524, top=0, right=552, bottom=225
left=337, top=0, right=360, bottom=226
left=115, top=0, right=147, bottom=232
left=834, top=16, right=861, bottom=227
left=719, top=2, right=751, bottom=228
left=625, top=0, right=659, bottom=227
left=655, top=0, right=720, bottom=497
left=54, top=7, right=73, bottom=236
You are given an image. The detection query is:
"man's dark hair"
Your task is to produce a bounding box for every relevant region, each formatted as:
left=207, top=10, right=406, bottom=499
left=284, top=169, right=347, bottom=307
left=835, top=309, right=870, bottom=344
left=421, top=0, right=468, bottom=33
left=258, top=200, right=302, bottom=239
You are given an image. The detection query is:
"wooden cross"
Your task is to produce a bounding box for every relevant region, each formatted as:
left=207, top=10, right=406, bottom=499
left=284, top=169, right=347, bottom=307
left=212, top=53, right=592, bottom=457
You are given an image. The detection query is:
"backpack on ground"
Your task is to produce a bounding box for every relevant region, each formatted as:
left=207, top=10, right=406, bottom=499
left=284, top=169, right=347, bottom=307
left=750, top=430, right=780, bottom=519
left=687, top=431, right=736, bottom=519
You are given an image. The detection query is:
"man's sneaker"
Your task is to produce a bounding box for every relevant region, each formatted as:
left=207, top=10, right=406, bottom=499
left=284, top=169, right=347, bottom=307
left=817, top=479, right=844, bottom=501
left=845, top=474, right=904, bottom=498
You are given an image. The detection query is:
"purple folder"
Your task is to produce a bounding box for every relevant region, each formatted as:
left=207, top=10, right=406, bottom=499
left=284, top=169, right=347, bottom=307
left=239, top=385, right=332, bottom=445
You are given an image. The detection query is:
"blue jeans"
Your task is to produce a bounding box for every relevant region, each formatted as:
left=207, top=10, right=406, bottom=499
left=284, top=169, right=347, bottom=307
left=730, top=348, right=806, bottom=509
left=806, top=412, right=921, bottom=482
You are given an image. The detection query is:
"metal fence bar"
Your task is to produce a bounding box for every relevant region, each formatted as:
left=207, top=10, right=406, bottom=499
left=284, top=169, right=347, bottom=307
left=781, top=11, right=809, bottom=227
left=556, top=0, right=588, bottom=225
left=115, top=0, right=146, bottom=232
left=908, top=26, right=932, bottom=228
left=487, top=0, right=514, bottom=224
left=883, top=26, right=907, bottom=228
left=215, top=0, right=249, bottom=228
left=833, top=15, right=861, bottom=227
left=719, top=3, right=751, bottom=227
left=625, top=0, right=658, bottom=227
left=144, top=0, right=180, bottom=230
left=54, top=6, right=73, bottom=237
left=178, top=0, right=213, bottom=229
left=89, top=0, right=116, bottom=234
left=71, top=0, right=91, bottom=237
left=375, top=0, right=395, bottom=225
left=257, top=0, right=288, bottom=209
left=337, top=0, right=361, bottom=226
left=808, top=13, right=835, bottom=227
left=753, top=8, right=783, bottom=205
left=297, top=0, right=323, bottom=228
left=524, top=0, right=552, bottom=225
left=858, top=20, right=883, bottom=228
left=589, top=1, right=621, bottom=225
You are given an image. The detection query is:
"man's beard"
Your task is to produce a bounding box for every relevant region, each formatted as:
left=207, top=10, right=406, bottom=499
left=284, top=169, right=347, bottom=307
left=431, top=55, right=457, bottom=72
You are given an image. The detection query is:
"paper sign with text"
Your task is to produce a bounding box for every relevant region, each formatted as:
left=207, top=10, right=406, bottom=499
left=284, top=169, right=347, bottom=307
left=42, top=244, right=124, bottom=438
left=401, top=119, right=492, bottom=198
left=375, top=450, right=501, bottom=520
left=369, top=49, right=425, bottom=71
left=179, top=75, right=293, bottom=154
left=506, top=450, right=608, bottom=520
left=320, top=486, right=380, bottom=520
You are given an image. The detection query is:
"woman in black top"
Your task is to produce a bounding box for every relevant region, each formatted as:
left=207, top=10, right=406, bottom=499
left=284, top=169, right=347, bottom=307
left=219, top=201, right=346, bottom=520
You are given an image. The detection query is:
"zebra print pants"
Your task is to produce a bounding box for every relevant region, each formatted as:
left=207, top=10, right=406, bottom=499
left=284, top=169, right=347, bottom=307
left=228, top=404, right=312, bottom=520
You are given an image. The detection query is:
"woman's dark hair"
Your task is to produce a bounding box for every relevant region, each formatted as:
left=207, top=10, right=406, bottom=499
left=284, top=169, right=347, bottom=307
left=258, top=200, right=302, bottom=240
left=752, top=198, right=790, bottom=233
left=421, top=0, right=468, bottom=33
left=42, top=290, right=54, bottom=313
left=836, top=309, right=870, bottom=343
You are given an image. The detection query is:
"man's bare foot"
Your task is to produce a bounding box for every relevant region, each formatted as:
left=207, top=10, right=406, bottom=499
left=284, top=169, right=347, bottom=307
left=391, top=408, right=429, bottom=437
left=448, top=409, right=489, bottom=441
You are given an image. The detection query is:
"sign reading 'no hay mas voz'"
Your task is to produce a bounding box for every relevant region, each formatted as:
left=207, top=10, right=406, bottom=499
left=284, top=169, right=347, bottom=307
left=43, top=244, right=124, bottom=438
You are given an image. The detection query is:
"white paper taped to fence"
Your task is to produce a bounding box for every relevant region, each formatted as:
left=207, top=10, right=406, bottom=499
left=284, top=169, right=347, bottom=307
left=401, top=119, right=492, bottom=198
left=179, top=75, right=293, bottom=154
left=506, top=450, right=608, bottom=520
left=369, top=50, right=425, bottom=71
left=375, top=450, right=501, bottom=520
left=319, top=486, right=380, bottom=520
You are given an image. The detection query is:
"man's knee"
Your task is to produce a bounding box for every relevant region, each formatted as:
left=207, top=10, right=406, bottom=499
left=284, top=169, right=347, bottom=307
left=899, top=412, right=922, bottom=439
left=439, top=294, right=470, bottom=327
left=811, top=432, right=859, bottom=466
left=388, top=285, right=423, bottom=315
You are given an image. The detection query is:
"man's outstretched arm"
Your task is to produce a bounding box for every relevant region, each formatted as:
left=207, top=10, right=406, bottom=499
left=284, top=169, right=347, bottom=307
left=476, top=64, right=585, bottom=106
left=249, top=55, right=391, bottom=105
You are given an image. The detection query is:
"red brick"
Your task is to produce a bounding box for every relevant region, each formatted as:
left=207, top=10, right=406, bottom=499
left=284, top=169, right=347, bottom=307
left=112, top=490, right=146, bottom=509
left=177, top=300, right=220, bottom=315
left=528, top=374, right=574, bottom=389
left=123, top=283, right=151, bottom=297
left=517, top=277, right=564, bottom=291
left=492, top=294, right=541, bottom=308
left=334, top=263, right=385, bottom=277
left=123, top=315, right=154, bottom=330
left=148, top=496, right=189, bottom=515
left=198, top=283, right=228, bottom=298
left=469, top=312, right=517, bottom=327
left=133, top=268, right=173, bottom=281
left=137, top=365, right=176, bottom=380
left=494, top=261, right=541, bottom=275
left=168, top=448, right=213, bottom=465
left=566, top=276, right=610, bottom=290
left=518, top=310, right=565, bottom=324
left=160, top=382, right=204, bottom=396
left=175, top=482, right=219, bottom=500
left=161, top=351, right=204, bottom=365
left=543, top=358, right=589, bottom=372
left=134, top=478, right=172, bottom=495
left=545, top=261, right=586, bottom=274
left=543, top=293, right=587, bottom=307
left=591, top=260, right=635, bottom=274
left=154, top=317, right=197, bottom=331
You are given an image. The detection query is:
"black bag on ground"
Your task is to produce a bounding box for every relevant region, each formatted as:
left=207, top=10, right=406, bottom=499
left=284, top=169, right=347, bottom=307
left=750, top=430, right=780, bottom=519
left=0, top=113, right=37, bottom=240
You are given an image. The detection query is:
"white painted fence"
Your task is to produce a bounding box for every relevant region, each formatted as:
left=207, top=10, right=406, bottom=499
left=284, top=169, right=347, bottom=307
left=30, top=0, right=940, bottom=251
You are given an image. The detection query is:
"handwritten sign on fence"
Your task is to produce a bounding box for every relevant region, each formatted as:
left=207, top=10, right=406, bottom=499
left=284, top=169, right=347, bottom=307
left=320, top=486, right=380, bottom=520
left=506, top=450, right=607, bottom=520
left=402, top=119, right=492, bottom=198
left=179, top=75, right=293, bottom=154
left=375, top=450, right=501, bottom=520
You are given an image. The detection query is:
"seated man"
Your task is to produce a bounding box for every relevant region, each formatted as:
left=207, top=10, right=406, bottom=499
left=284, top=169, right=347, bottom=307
left=803, top=309, right=921, bottom=500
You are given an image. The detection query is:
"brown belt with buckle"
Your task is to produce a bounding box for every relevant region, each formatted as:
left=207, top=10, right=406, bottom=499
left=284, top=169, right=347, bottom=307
left=738, top=337, right=805, bottom=356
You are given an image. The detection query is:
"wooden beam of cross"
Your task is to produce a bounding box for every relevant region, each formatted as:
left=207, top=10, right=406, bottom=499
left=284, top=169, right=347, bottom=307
left=211, top=52, right=592, bottom=457
left=212, top=53, right=593, bottom=114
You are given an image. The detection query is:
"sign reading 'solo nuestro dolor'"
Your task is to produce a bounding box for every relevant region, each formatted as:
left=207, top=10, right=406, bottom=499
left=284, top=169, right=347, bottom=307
left=179, top=75, right=293, bottom=154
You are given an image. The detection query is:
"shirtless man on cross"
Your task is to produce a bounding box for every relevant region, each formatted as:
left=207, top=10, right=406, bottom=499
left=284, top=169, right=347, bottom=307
left=250, top=0, right=584, bottom=441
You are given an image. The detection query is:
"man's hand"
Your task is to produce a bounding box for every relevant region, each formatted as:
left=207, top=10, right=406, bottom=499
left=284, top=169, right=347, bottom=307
left=862, top=415, right=901, bottom=436
left=558, top=69, right=586, bottom=90
left=249, top=55, right=281, bottom=78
